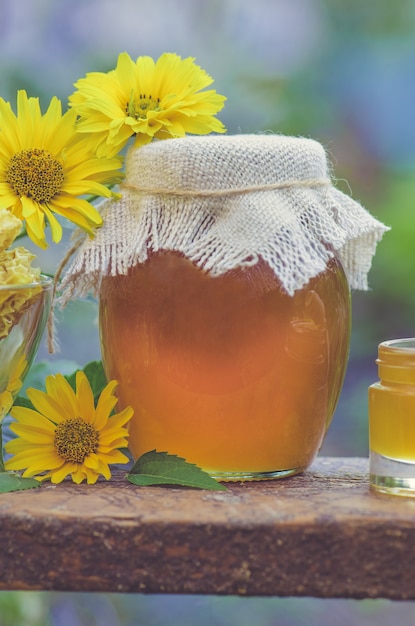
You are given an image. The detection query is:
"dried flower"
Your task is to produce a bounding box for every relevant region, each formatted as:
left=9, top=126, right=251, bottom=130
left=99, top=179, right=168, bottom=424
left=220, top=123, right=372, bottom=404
left=0, top=208, right=41, bottom=339
left=0, top=208, right=21, bottom=251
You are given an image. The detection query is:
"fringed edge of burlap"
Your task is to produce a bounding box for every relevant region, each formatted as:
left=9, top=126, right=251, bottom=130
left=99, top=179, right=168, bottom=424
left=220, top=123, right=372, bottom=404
left=57, top=186, right=389, bottom=307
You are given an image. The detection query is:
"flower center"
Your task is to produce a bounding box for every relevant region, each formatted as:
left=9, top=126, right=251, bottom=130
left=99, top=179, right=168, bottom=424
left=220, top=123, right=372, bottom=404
left=54, top=418, right=99, bottom=463
left=6, top=148, right=64, bottom=203
left=126, top=94, right=161, bottom=120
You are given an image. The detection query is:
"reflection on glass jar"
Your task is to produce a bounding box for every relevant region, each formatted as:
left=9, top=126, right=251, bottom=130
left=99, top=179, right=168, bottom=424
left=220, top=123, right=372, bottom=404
left=99, top=251, right=350, bottom=480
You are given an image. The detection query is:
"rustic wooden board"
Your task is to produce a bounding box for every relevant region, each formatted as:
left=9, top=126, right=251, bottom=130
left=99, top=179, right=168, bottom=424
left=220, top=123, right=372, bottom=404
left=0, top=457, right=414, bottom=598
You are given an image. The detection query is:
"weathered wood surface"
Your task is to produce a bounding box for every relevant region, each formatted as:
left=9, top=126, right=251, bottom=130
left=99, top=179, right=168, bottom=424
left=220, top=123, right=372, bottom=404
left=0, top=457, right=415, bottom=598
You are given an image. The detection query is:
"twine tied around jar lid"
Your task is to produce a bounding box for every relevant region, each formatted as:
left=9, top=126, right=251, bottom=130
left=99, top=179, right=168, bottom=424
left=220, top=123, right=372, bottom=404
left=58, top=133, right=389, bottom=309
left=121, top=176, right=332, bottom=198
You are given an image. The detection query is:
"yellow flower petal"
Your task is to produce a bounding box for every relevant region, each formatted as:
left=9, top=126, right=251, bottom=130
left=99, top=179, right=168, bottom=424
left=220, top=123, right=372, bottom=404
left=50, top=463, right=78, bottom=484
left=9, top=424, right=55, bottom=444
left=5, top=450, right=63, bottom=473
left=84, top=453, right=99, bottom=470
left=71, top=468, right=87, bottom=484
left=96, top=459, right=111, bottom=480
left=98, top=449, right=129, bottom=465
left=75, top=371, right=95, bottom=422
left=27, top=387, right=70, bottom=424
left=45, top=373, right=79, bottom=419
left=9, top=405, right=56, bottom=430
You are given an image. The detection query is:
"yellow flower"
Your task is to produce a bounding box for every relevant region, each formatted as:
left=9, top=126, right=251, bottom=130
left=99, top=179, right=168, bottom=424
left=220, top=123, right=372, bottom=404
left=0, top=90, right=123, bottom=249
left=5, top=371, right=133, bottom=484
left=0, top=355, right=26, bottom=422
left=70, top=52, right=227, bottom=157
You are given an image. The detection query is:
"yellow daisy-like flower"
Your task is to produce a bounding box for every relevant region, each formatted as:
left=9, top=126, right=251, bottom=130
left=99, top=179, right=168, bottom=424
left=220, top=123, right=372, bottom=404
left=70, top=52, right=227, bottom=157
left=5, top=371, right=133, bottom=484
left=0, top=90, right=123, bottom=249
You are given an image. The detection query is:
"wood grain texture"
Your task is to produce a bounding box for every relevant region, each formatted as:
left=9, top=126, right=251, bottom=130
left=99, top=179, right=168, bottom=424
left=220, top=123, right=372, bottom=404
left=0, top=457, right=414, bottom=598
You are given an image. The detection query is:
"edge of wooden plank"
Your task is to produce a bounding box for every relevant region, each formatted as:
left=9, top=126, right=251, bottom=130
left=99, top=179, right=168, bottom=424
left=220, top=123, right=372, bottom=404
left=0, top=457, right=414, bottom=598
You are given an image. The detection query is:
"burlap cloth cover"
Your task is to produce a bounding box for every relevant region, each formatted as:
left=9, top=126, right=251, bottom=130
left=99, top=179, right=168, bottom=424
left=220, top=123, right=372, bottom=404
left=60, top=134, right=389, bottom=299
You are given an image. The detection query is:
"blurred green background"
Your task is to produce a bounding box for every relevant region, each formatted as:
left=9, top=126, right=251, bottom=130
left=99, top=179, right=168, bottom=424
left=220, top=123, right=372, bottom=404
left=1, top=0, right=415, bottom=624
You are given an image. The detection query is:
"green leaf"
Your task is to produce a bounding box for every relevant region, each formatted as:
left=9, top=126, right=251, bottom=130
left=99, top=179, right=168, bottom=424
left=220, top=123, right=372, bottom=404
left=0, top=472, right=40, bottom=493
left=127, top=450, right=227, bottom=491
left=12, top=395, right=34, bottom=411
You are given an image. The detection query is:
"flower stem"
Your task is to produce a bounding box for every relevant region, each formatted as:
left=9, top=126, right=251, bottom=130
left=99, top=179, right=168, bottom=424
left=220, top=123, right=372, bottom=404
left=0, top=426, right=5, bottom=472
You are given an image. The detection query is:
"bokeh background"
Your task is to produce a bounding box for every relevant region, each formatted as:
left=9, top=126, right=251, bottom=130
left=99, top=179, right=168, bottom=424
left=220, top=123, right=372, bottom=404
left=2, top=0, right=415, bottom=624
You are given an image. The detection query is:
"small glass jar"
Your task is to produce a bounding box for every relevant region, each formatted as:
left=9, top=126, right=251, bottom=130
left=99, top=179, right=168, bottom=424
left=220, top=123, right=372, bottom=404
left=369, top=338, right=415, bottom=496
left=99, top=250, right=351, bottom=481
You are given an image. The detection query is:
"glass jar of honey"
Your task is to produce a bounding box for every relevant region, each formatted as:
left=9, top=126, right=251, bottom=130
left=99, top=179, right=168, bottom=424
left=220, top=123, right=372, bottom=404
left=61, top=134, right=388, bottom=481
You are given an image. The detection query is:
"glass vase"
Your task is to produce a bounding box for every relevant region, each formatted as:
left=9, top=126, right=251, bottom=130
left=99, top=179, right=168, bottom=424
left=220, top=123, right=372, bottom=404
left=0, top=276, right=53, bottom=422
left=99, top=251, right=350, bottom=481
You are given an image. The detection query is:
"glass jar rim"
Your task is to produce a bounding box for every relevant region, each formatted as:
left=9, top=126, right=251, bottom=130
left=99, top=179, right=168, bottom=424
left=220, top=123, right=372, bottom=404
left=377, top=338, right=415, bottom=381
left=0, top=274, right=53, bottom=292
left=379, top=338, right=415, bottom=352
